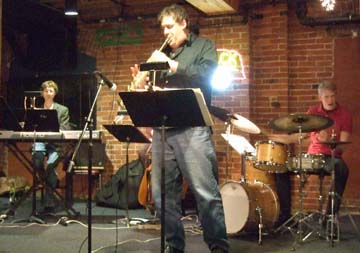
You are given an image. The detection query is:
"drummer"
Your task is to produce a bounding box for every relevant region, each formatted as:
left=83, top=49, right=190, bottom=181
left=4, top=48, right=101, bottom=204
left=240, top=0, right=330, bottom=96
left=269, top=81, right=352, bottom=227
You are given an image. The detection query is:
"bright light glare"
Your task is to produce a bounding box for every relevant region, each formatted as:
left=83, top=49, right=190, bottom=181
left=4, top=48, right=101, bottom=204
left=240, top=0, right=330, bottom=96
left=320, top=0, right=336, bottom=11
left=211, top=66, right=234, bottom=90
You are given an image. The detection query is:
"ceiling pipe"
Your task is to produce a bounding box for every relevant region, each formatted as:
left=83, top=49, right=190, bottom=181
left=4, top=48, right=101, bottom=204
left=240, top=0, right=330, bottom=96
left=299, top=14, right=360, bottom=26
left=295, top=0, right=360, bottom=26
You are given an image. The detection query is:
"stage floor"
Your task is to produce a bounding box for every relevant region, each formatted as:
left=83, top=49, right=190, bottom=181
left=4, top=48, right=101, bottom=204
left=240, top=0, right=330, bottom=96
left=0, top=196, right=359, bottom=253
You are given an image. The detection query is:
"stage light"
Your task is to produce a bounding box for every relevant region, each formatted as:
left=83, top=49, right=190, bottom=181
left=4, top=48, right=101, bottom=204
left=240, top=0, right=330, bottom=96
left=211, top=66, right=234, bottom=90
left=65, top=0, right=78, bottom=16
left=211, top=48, right=247, bottom=90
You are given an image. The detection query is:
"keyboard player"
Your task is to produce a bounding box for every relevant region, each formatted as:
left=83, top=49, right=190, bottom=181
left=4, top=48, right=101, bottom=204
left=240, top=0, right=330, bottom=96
left=32, top=80, right=71, bottom=214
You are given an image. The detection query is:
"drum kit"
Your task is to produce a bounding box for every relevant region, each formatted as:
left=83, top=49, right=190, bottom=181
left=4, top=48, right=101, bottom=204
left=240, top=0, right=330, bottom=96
left=212, top=107, right=353, bottom=246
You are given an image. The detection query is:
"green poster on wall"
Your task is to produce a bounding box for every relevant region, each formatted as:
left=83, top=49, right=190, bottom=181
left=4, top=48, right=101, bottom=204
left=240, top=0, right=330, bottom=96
left=95, top=24, right=143, bottom=46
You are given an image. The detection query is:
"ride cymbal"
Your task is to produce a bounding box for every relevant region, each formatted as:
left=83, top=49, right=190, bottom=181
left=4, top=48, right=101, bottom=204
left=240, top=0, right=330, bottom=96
left=269, top=113, right=333, bottom=134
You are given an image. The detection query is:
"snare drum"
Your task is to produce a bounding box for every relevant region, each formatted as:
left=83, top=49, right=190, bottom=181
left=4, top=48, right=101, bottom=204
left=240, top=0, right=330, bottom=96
left=255, top=141, right=287, bottom=173
left=220, top=181, right=279, bottom=234
left=287, top=153, right=325, bottom=173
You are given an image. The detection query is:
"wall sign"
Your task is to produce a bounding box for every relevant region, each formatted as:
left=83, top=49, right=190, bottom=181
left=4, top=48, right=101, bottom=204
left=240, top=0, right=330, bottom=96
left=95, top=25, right=143, bottom=46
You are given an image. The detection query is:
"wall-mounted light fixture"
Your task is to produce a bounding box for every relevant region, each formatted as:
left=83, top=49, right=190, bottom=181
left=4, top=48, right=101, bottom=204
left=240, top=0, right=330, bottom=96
left=65, top=0, right=79, bottom=16
left=320, top=0, right=336, bottom=11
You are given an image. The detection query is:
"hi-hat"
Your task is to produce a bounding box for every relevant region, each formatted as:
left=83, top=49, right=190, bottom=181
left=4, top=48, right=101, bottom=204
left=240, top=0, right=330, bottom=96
left=269, top=113, right=333, bottom=134
left=231, top=114, right=261, bottom=134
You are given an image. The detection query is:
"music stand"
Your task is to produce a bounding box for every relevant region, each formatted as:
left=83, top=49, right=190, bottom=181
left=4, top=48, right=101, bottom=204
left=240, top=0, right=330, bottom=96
left=103, top=124, right=150, bottom=225
left=119, top=88, right=212, bottom=253
left=24, top=109, right=60, bottom=132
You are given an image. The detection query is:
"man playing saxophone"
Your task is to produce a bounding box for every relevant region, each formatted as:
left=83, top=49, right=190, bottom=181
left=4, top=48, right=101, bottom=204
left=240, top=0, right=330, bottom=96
left=130, top=4, right=228, bottom=253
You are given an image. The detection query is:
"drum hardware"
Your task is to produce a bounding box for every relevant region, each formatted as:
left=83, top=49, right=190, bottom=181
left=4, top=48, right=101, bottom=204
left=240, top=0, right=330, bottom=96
left=212, top=108, right=258, bottom=183
left=269, top=113, right=334, bottom=248
left=256, top=206, right=264, bottom=245
left=273, top=129, right=320, bottom=247
left=318, top=139, right=360, bottom=246
left=209, top=106, right=242, bottom=183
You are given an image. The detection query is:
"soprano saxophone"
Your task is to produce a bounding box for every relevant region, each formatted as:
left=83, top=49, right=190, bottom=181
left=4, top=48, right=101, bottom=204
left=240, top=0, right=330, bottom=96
left=129, top=37, right=171, bottom=91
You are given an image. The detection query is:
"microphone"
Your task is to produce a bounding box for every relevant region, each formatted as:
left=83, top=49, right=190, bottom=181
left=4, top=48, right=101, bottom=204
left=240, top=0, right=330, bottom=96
left=94, top=71, right=117, bottom=91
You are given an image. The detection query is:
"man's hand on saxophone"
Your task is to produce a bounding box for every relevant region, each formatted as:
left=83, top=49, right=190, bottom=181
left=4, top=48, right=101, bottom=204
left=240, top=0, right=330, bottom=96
left=129, top=63, right=146, bottom=91
left=129, top=37, right=173, bottom=91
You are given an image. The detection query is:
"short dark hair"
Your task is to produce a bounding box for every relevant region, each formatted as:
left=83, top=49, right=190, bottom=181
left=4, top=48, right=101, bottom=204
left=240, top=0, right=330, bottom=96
left=158, top=4, right=190, bottom=28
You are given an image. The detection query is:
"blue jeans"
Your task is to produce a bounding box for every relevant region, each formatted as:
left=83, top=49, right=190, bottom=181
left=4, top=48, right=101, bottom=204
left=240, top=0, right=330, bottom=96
left=151, top=127, right=228, bottom=251
left=32, top=142, right=60, bottom=207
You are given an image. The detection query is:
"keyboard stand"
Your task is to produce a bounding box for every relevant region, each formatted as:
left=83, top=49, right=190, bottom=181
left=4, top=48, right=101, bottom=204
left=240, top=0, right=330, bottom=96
left=1, top=142, right=80, bottom=220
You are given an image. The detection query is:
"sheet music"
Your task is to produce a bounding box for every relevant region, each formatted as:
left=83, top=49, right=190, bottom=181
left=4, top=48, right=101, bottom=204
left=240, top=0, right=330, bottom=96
left=192, top=88, right=214, bottom=127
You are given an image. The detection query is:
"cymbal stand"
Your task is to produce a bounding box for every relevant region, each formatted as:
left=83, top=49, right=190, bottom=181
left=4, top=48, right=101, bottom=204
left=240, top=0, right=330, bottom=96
left=326, top=143, right=339, bottom=245
left=325, top=140, right=360, bottom=246
left=274, top=127, right=318, bottom=247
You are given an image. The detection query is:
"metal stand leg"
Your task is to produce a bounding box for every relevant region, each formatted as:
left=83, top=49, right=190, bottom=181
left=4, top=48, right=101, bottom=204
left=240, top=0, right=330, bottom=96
left=256, top=206, right=263, bottom=245
left=274, top=129, right=321, bottom=248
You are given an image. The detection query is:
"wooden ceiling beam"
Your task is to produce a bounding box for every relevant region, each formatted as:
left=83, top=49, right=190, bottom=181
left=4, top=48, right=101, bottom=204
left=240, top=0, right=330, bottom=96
left=185, top=0, right=240, bottom=15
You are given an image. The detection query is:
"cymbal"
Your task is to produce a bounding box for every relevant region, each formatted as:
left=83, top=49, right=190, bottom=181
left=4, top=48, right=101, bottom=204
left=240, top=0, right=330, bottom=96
left=208, top=106, right=235, bottom=122
left=231, top=114, right=261, bottom=134
left=269, top=113, right=333, bottom=134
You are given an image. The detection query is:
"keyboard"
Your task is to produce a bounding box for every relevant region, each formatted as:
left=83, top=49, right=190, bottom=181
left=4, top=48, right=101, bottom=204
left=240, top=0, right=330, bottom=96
left=0, top=130, right=102, bottom=141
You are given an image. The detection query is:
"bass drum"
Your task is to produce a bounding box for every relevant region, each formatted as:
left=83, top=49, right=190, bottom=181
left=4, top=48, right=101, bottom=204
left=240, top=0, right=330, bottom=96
left=220, top=181, right=280, bottom=234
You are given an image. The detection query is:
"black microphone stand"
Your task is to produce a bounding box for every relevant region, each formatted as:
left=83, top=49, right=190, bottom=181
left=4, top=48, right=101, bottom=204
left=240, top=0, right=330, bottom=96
left=67, top=78, right=107, bottom=253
